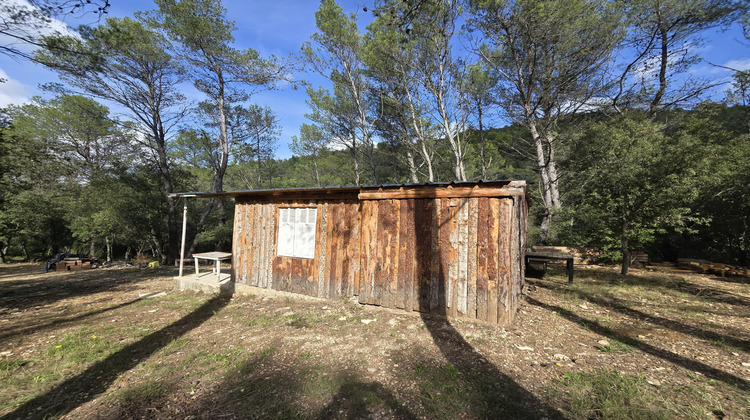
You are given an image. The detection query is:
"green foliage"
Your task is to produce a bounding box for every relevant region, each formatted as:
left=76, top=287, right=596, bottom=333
left=563, top=113, right=708, bottom=273
left=557, top=371, right=669, bottom=419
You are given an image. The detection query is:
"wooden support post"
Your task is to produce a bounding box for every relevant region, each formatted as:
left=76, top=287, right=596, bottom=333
left=179, top=198, right=188, bottom=277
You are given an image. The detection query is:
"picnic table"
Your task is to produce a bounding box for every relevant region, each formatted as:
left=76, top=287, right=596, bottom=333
left=192, top=252, right=232, bottom=282
left=525, top=250, right=574, bottom=283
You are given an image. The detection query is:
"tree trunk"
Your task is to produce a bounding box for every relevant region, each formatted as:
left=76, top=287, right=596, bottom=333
left=478, top=103, right=487, bottom=179
left=621, top=221, right=630, bottom=275
left=406, top=148, right=419, bottom=183
left=351, top=141, right=360, bottom=185
left=649, top=21, right=669, bottom=120
left=313, top=156, right=321, bottom=186
left=105, top=235, right=113, bottom=262
left=527, top=118, right=561, bottom=243
left=90, top=237, right=96, bottom=258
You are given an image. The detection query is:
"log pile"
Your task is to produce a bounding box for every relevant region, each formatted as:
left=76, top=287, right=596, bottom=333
left=677, top=258, right=750, bottom=278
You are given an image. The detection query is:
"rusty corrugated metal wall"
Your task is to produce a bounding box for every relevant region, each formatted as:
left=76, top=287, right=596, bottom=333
left=231, top=182, right=527, bottom=325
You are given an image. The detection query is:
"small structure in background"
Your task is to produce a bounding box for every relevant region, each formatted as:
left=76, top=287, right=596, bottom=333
left=172, top=180, right=529, bottom=326
left=44, top=253, right=97, bottom=271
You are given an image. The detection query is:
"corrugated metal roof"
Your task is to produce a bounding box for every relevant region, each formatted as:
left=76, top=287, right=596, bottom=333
left=168, top=179, right=526, bottom=199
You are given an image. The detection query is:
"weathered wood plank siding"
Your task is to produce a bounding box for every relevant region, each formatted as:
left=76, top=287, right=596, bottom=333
left=234, top=197, right=360, bottom=300
left=231, top=182, right=527, bottom=325
left=357, top=191, right=527, bottom=325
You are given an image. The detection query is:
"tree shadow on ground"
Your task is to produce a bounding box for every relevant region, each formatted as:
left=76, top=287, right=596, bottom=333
left=412, top=198, right=564, bottom=419
left=0, top=297, right=143, bottom=343
left=1, top=293, right=232, bottom=420
left=525, top=295, right=750, bottom=392
left=531, top=278, right=750, bottom=353
left=147, top=344, right=417, bottom=419
left=0, top=267, right=174, bottom=312
left=566, top=267, right=750, bottom=307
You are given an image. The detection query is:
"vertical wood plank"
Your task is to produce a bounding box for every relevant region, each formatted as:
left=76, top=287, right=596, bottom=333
left=415, top=199, right=432, bottom=312
left=350, top=201, right=361, bottom=297
left=246, top=202, right=257, bottom=286
left=457, top=197, right=469, bottom=316
left=316, top=203, right=328, bottom=298
left=328, top=203, right=340, bottom=299
left=445, top=198, right=459, bottom=318
left=358, top=201, right=371, bottom=303
left=341, top=202, right=353, bottom=297
left=253, top=203, right=264, bottom=287
left=373, top=201, right=383, bottom=305
left=467, top=198, right=478, bottom=319
left=376, top=199, right=391, bottom=308
left=232, top=201, right=242, bottom=283
left=267, top=203, right=276, bottom=289
left=259, top=204, right=269, bottom=289
left=389, top=199, right=401, bottom=309
left=487, top=198, right=500, bottom=324
left=497, top=199, right=512, bottom=324
left=398, top=199, right=412, bottom=311
left=438, top=198, right=452, bottom=316
left=429, top=199, right=441, bottom=312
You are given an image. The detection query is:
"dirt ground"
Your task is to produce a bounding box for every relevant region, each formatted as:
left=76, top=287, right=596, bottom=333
left=0, top=262, right=748, bottom=419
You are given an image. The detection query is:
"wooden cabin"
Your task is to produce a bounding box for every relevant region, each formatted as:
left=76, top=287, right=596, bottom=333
left=182, top=181, right=528, bottom=325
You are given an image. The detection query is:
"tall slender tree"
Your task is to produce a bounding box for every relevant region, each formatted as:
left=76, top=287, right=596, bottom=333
left=303, top=0, right=377, bottom=184
left=154, top=0, right=284, bottom=250
left=36, top=16, right=188, bottom=263
left=469, top=0, right=622, bottom=242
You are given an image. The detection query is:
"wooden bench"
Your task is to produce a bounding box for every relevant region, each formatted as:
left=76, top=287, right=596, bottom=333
left=525, top=251, right=574, bottom=283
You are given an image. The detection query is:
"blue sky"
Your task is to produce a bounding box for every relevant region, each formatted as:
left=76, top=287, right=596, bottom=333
left=1, top=0, right=749, bottom=159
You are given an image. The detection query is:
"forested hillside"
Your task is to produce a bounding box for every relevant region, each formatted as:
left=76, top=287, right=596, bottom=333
left=1, top=0, right=748, bottom=274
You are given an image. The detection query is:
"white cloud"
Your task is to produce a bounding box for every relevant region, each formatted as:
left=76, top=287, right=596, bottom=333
left=723, top=58, right=750, bottom=72
left=0, top=0, right=80, bottom=58
left=0, top=68, right=30, bottom=107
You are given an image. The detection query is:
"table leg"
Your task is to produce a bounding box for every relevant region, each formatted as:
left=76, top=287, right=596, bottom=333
left=216, top=260, right=220, bottom=282
left=194, top=258, right=199, bottom=275
left=567, top=258, right=574, bottom=284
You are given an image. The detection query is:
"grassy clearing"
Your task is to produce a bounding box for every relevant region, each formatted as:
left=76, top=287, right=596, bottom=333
left=1, top=264, right=748, bottom=418
left=553, top=369, right=746, bottom=419
left=555, top=371, right=670, bottom=419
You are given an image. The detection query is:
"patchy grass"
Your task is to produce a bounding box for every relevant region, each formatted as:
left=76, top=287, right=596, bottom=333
left=1, top=263, right=748, bottom=419
left=555, top=371, right=670, bottom=419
